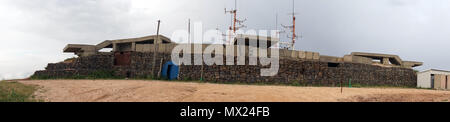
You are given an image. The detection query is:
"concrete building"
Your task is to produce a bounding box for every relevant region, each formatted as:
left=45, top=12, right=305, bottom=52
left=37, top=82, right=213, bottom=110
left=63, top=34, right=422, bottom=69
left=417, top=69, right=450, bottom=89
left=64, top=35, right=173, bottom=57
left=33, top=34, right=423, bottom=87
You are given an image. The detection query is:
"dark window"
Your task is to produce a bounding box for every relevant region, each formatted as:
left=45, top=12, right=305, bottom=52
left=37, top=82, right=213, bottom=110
left=328, top=63, right=340, bottom=67
left=245, top=38, right=250, bottom=46
left=234, top=38, right=250, bottom=46
left=136, top=39, right=154, bottom=44
left=162, top=39, right=171, bottom=44
left=431, top=74, right=435, bottom=88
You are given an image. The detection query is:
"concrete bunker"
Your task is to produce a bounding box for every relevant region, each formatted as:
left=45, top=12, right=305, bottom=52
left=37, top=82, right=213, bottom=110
left=33, top=33, right=424, bottom=87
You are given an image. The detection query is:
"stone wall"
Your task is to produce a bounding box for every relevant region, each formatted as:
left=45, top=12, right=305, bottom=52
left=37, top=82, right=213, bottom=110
left=34, top=53, right=114, bottom=78
left=33, top=52, right=171, bottom=78
left=178, top=54, right=416, bottom=87
left=33, top=52, right=417, bottom=87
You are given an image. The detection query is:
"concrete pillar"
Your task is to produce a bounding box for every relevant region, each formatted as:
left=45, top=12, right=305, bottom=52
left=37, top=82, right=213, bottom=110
left=434, top=74, right=446, bottom=89
left=313, top=53, right=320, bottom=60
left=343, top=55, right=352, bottom=62
left=112, top=43, right=117, bottom=52
left=298, top=51, right=306, bottom=59
left=131, top=42, right=136, bottom=51
left=434, top=75, right=440, bottom=89
left=306, top=52, right=313, bottom=60
left=382, top=57, right=389, bottom=65
left=291, top=51, right=298, bottom=58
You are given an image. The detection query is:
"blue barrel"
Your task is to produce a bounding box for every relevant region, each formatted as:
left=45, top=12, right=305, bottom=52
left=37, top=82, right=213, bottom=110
left=161, top=61, right=179, bottom=80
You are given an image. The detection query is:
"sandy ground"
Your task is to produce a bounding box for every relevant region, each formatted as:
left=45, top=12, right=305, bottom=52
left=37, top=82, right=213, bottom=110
left=18, top=80, right=450, bottom=102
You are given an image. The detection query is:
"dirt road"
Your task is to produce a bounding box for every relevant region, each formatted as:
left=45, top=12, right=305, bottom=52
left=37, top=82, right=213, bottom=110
left=19, top=80, right=450, bottom=102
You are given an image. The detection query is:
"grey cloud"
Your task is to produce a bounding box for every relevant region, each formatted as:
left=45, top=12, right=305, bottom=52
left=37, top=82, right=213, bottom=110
left=0, top=0, right=449, bottom=79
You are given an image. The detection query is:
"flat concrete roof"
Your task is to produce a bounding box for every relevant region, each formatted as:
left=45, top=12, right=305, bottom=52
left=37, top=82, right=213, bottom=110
left=109, top=35, right=172, bottom=44
left=419, top=69, right=450, bottom=73
left=63, top=44, right=95, bottom=52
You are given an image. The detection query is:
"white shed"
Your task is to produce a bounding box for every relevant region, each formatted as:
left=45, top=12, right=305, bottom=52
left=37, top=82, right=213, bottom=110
left=417, top=69, right=450, bottom=89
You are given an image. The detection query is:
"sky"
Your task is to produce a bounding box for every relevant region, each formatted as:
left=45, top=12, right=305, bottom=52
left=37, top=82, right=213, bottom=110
left=0, top=0, right=449, bottom=80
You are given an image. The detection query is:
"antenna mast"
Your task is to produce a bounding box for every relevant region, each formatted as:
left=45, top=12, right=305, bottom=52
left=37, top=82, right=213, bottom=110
left=282, top=0, right=298, bottom=50
left=292, top=0, right=296, bottom=49
left=225, top=0, right=246, bottom=44
left=188, top=19, right=191, bottom=44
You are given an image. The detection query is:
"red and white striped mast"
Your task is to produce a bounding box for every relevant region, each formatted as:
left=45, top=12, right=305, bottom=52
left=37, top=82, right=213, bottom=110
left=225, top=0, right=246, bottom=45
left=282, top=0, right=298, bottom=50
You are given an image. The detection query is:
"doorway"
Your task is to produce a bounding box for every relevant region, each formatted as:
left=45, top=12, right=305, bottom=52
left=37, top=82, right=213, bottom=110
left=161, top=61, right=179, bottom=80
left=431, top=74, right=435, bottom=89
left=446, top=76, right=448, bottom=89
left=114, top=52, right=131, bottom=66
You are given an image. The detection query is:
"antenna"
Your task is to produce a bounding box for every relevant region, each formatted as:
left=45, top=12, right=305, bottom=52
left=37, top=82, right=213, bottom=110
left=224, top=0, right=246, bottom=45
left=276, top=13, right=278, bottom=31
left=216, top=25, right=227, bottom=44
left=281, top=0, right=299, bottom=50
left=275, top=13, right=281, bottom=49
left=188, top=19, right=191, bottom=44
left=225, top=0, right=246, bottom=34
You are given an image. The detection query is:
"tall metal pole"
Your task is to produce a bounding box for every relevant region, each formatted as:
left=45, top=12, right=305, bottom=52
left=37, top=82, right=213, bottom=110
left=188, top=19, right=191, bottom=44
left=233, top=0, right=237, bottom=33
left=292, top=0, right=296, bottom=50
left=275, top=13, right=281, bottom=49
left=152, top=20, right=160, bottom=77
left=233, top=10, right=237, bottom=33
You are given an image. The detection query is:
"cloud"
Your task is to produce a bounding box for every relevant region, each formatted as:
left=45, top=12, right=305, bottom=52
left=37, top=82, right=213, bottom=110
left=0, top=0, right=135, bottom=79
left=1, top=0, right=450, bottom=79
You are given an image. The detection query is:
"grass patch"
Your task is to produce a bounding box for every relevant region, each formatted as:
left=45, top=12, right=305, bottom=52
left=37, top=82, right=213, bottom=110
left=0, top=81, right=41, bottom=102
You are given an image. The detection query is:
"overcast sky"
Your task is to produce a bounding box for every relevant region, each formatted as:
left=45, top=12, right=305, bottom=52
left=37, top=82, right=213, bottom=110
left=1, top=0, right=449, bottom=80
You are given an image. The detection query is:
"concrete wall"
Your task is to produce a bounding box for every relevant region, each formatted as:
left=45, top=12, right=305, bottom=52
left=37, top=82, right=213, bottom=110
left=417, top=71, right=432, bottom=88
left=114, top=43, right=415, bottom=68
left=116, top=43, right=133, bottom=52
left=435, top=75, right=449, bottom=90
left=435, top=74, right=443, bottom=89
left=441, top=75, right=447, bottom=89
left=133, top=44, right=323, bottom=61
left=77, top=46, right=97, bottom=57
left=447, top=75, right=450, bottom=90
left=320, top=56, right=342, bottom=63
left=178, top=54, right=416, bottom=87
left=343, top=55, right=372, bottom=64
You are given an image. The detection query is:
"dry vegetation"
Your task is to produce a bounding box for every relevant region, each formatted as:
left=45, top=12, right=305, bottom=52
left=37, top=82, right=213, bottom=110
left=17, top=80, right=450, bottom=102
left=0, top=81, right=41, bottom=102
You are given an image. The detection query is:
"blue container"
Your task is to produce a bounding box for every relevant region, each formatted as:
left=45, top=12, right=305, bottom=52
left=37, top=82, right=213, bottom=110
left=161, top=61, right=179, bottom=80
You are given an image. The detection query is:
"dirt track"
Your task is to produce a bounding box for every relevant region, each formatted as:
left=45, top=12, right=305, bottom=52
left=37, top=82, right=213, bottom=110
left=19, top=80, right=450, bottom=102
